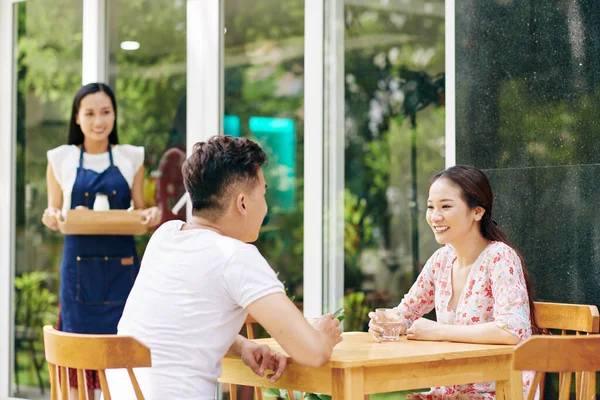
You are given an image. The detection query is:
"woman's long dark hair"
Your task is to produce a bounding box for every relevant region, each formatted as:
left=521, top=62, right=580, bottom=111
left=430, top=165, right=542, bottom=334
left=68, top=82, right=119, bottom=145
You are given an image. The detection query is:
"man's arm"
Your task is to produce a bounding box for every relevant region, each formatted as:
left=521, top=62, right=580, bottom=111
left=227, top=333, right=289, bottom=383
left=227, top=334, right=249, bottom=356
left=246, top=292, right=341, bottom=368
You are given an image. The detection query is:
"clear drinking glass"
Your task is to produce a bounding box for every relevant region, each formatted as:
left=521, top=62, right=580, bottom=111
left=375, top=308, right=404, bottom=342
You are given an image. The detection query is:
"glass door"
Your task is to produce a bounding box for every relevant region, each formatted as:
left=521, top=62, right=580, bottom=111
left=223, top=0, right=306, bottom=311
left=106, top=0, right=187, bottom=249
left=324, top=0, right=446, bottom=331
left=11, top=0, right=83, bottom=398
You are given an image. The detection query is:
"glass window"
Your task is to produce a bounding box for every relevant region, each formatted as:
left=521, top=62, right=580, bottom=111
left=107, top=0, right=187, bottom=255
left=13, top=0, right=83, bottom=397
left=224, top=0, right=305, bottom=309
left=337, top=0, right=446, bottom=331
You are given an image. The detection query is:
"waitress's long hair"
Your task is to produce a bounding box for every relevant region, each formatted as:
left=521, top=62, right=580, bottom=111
left=68, top=83, right=119, bottom=145
left=430, top=165, right=542, bottom=334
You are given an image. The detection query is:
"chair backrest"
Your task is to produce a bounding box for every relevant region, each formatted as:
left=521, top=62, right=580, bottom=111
left=534, top=301, right=599, bottom=333
left=43, top=325, right=151, bottom=400
left=513, top=335, right=600, bottom=400
left=527, top=302, right=600, bottom=400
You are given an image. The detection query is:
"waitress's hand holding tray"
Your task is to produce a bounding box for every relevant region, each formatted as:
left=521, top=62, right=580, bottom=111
left=58, top=208, right=149, bottom=235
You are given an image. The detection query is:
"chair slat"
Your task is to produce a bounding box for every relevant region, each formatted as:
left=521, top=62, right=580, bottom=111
left=60, top=366, right=69, bottom=400
left=98, top=370, right=111, bottom=400
left=525, top=372, right=542, bottom=400
left=48, top=362, right=59, bottom=400
left=76, top=369, right=86, bottom=400
left=558, top=371, right=572, bottom=400
left=128, top=368, right=145, bottom=400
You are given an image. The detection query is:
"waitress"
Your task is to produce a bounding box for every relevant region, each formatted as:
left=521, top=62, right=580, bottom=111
left=41, top=82, right=161, bottom=395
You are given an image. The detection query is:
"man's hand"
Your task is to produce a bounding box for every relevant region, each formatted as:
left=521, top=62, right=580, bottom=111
left=241, top=342, right=288, bottom=383
left=310, top=313, right=343, bottom=347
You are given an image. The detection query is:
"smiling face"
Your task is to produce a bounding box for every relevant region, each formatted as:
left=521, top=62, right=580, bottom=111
left=75, top=91, right=115, bottom=146
left=426, top=178, right=485, bottom=245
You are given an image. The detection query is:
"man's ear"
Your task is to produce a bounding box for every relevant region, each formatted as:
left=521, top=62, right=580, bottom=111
left=474, top=206, right=485, bottom=222
left=236, top=193, right=247, bottom=215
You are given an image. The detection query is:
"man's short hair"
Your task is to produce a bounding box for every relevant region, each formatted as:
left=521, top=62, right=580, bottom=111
left=182, top=136, right=268, bottom=217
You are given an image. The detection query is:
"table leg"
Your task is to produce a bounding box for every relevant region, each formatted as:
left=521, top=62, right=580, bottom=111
left=331, top=367, right=364, bottom=400
left=496, top=369, right=523, bottom=400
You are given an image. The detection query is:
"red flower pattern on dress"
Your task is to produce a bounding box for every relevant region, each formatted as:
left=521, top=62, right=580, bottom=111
left=397, top=241, right=533, bottom=399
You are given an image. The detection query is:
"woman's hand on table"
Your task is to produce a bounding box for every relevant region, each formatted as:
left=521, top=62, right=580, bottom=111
left=241, top=342, right=288, bottom=383
left=141, top=206, right=161, bottom=228
left=368, top=309, right=407, bottom=342
left=41, top=207, right=63, bottom=231
left=406, top=318, right=444, bottom=341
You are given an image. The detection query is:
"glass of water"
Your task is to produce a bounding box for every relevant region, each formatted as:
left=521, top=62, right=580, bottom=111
left=375, top=308, right=405, bottom=342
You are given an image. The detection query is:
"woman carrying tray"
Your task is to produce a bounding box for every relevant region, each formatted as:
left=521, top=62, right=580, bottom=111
left=41, top=82, right=161, bottom=397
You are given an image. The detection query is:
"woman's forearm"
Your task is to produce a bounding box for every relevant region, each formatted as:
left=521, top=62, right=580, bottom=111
left=440, top=322, right=520, bottom=345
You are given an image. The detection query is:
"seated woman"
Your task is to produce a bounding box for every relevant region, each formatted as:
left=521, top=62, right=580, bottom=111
left=368, top=165, right=540, bottom=399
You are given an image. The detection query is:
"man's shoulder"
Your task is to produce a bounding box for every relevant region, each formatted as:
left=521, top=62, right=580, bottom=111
left=217, top=237, right=265, bottom=264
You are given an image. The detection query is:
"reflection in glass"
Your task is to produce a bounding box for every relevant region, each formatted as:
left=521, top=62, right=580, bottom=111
left=107, top=0, right=187, bottom=255
left=224, top=0, right=305, bottom=307
left=13, top=0, right=83, bottom=397
left=456, top=3, right=600, bottom=396
left=340, top=1, right=445, bottom=329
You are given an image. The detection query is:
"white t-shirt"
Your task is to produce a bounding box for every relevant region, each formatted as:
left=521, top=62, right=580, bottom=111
left=47, top=144, right=144, bottom=213
left=105, top=220, right=285, bottom=400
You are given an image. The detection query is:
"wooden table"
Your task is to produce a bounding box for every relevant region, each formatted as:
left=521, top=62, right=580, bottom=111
left=219, top=332, right=522, bottom=400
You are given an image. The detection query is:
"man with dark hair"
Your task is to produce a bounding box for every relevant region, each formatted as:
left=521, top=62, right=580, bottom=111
left=107, top=136, right=342, bottom=400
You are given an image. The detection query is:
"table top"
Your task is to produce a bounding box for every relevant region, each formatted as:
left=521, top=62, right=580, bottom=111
left=226, top=332, right=515, bottom=368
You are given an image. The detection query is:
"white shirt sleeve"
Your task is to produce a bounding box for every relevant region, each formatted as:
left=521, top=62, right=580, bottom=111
left=222, top=245, right=285, bottom=309
left=117, top=144, right=145, bottom=173
left=46, top=145, right=74, bottom=186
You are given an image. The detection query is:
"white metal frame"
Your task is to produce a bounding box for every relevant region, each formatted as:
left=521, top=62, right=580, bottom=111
left=303, top=0, right=326, bottom=318
left=0, top=0, right=17, bottom=397
left=186, top=0, right=223, bottom=148
left=445, top=0, right=456, bottom=167
left=323, top=0, right=345, bottom=315
left=185, top=0, right=224, bottom=221
left=82, top=0, right=107, bottom=84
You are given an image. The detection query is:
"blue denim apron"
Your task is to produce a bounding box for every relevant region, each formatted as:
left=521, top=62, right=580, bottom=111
left=58, top=145, right=140, bottom=334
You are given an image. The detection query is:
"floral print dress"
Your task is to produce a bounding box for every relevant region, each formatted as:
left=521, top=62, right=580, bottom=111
left=399, top=241, right=534, bottom=399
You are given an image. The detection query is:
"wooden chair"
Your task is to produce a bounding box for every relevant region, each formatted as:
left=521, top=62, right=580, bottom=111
left=513, top=335, right=600, bottom=400
left=43, top=325, right=151, bottom=400
left=229, top=315, right=294, bottom=400
left=530, top=301, right=599, bottom=399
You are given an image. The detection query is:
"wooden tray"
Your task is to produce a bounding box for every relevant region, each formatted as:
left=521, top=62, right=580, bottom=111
left=58, top=209, right=148, bottom=235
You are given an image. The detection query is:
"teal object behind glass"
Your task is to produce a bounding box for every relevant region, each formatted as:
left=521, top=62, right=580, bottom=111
left=224, top=115, right=241, bottom=138
left=249, top=116, right=295, bottom=213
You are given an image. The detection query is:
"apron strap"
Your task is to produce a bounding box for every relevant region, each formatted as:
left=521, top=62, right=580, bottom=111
left=108, top=144, right=114, bottom=166
left=79, top=145, right=85, bottom=168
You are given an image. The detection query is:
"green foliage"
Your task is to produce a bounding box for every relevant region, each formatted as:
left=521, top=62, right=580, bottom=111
left=14, top=271, right=58, bottom=328
left=343, top=291, right=371, bottom=332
